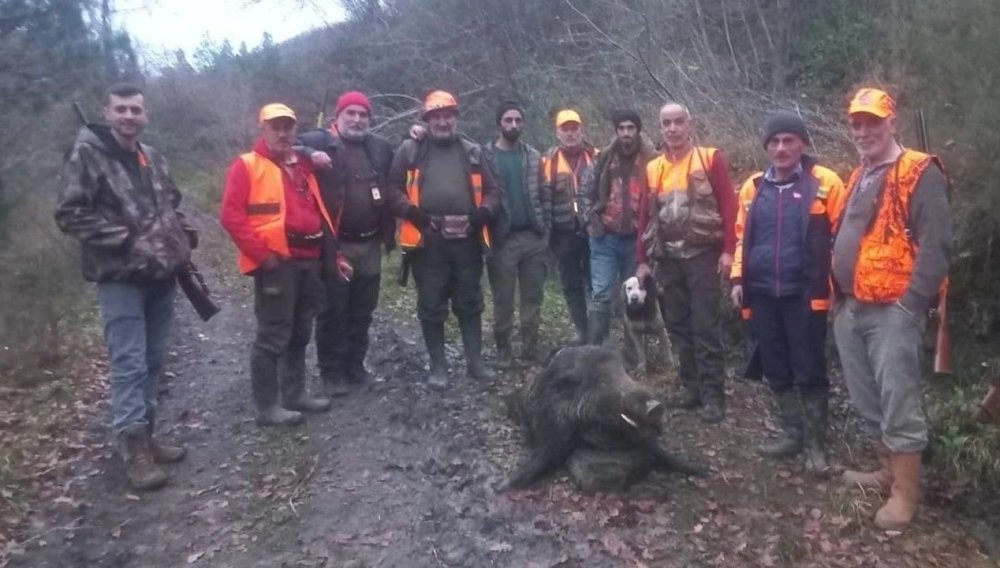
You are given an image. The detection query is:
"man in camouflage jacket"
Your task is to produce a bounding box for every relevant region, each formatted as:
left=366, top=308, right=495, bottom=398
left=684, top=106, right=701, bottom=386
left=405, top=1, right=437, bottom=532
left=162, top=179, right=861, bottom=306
left=55, top=84, right=194, bottom=491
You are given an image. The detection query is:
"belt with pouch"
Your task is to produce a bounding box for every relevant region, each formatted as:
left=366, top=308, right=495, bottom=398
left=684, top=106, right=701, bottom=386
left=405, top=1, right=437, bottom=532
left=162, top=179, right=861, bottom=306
left=286, top=231, right=324, bottom=248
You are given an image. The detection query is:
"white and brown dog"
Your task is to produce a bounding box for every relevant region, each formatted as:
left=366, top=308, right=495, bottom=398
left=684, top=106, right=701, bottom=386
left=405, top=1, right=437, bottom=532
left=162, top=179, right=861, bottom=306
left=621, top=273, right=675, bottom=374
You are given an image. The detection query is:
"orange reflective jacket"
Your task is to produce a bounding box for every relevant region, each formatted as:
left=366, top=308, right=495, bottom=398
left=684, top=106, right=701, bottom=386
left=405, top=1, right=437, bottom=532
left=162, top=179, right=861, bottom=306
left=398, top=143, right=491, bottom=251
left=839, top=149, right=941, bottom=303
left=236, top=152, right=335, bottom=274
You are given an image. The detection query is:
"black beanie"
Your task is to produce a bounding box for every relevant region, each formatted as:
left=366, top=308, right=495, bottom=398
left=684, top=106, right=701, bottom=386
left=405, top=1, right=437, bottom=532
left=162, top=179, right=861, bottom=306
left=763, top=111, right=810, bottom=148
left=496, top=100, right=525, bottom=125
left=611, top=109, right=642, bottom=132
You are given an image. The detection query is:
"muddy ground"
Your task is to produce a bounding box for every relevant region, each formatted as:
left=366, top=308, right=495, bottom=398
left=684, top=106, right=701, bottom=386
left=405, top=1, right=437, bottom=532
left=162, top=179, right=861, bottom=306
left=3, top=228, right=997, bottom=568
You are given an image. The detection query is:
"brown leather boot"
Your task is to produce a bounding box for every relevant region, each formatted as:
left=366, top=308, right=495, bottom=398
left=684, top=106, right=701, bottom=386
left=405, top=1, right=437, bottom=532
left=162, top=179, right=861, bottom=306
left=874, top=452, right=921, bottom=529
left=842, top=442, right=892, bottom=492
left=120, top=427, right=167, bottom=491
left=146, top=417, right=186, bottom=464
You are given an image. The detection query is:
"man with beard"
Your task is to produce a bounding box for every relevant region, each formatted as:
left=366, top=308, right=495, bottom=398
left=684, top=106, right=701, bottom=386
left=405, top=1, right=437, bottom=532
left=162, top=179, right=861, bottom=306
left=832, top=88, right=951, bottom=529
left=542, top=109, right=598, bottom=345
left=481, top=101, right=549, bottom=368
left=730, top=111, right=845, bottom=473
left=387, top=91, right=502, bottom=389
left=635, top=102, right=737, bottom=423
left=297, top=91, right=395, bottom=395
left=56, top=83, right=195, bottom=490
left=581, top=110, right=656, bottom=357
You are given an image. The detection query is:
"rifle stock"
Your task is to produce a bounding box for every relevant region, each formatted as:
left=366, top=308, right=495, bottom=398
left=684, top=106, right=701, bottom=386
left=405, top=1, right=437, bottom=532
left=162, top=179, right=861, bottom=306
left=916, top=109, right=952, bottom=375
left=177, top=262, right=221, bottom=321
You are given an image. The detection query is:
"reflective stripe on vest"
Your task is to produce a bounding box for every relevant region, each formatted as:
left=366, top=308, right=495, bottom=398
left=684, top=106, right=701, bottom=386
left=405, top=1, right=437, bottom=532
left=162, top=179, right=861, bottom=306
left=398, top=167, right=491, bottom=250
left=236, top=152, right=334, bottom=274
left=845, top=149, right=936, bottom=302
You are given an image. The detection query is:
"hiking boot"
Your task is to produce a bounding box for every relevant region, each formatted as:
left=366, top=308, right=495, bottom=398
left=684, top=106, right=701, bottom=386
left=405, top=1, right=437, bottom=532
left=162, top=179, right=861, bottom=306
left=843, top=442, right=893, bottom=492
left=494, top=332, right=514, bottom=370
left=255, top=405, right=305, bottom=427
left=802, top=388, right=830, bottom=475
left=421, top=320, right=449, bottom=390
left=119, top=427, right=168, bottom=491
left=460, top=316, right=495, bottom=381
left=874, top=452, right=921, bottom=530
left=756, top=389, right=803, bottom=458
left=701, top=389, right=725, bottom=424
left=146, top=413, right=185, bottom=464
left=669, top=386, right=701, bottom=410
left=286, top=394, right=332, bottom=413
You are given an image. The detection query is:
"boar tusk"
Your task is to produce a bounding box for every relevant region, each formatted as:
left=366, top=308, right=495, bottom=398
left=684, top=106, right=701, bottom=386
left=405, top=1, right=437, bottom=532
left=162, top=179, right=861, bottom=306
left=620, top=413, right=638, bottom=428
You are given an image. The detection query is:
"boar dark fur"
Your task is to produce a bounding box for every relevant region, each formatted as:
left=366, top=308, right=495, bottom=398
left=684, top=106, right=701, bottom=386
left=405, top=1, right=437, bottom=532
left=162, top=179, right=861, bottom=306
left=507, top=345, right=706, bottom=490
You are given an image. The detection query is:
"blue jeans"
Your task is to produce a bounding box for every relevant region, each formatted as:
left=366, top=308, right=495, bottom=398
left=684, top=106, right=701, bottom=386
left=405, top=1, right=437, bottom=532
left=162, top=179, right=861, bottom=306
left=589, top=233, right=637, bottom=307
left=98, top=279, right=176, bottom=433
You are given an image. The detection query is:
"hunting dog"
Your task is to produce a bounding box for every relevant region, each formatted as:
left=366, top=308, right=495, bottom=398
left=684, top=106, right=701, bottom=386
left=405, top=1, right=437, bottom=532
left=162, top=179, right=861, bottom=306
left=621, top=274, right=675, bottom=374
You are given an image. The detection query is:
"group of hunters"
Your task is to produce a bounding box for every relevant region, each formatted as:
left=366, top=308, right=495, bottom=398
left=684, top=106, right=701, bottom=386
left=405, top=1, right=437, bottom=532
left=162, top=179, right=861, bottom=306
left=56, top=82, right=951, bottom=533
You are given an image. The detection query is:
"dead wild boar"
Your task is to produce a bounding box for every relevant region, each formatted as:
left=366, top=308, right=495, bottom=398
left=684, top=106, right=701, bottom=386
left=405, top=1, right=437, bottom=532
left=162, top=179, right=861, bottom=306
left=507, top=345, right=707, bottom=490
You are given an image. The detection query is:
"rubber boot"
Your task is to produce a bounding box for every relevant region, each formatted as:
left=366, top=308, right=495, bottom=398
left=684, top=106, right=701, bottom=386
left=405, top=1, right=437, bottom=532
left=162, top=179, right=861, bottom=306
left=520, top=327, right=545, bottom=366
left=255, top=405, right=304, bottom=427
left=460, top=316, right=495, bottom=380
left=146, top=411, right=185, bottom=464
left=346, top=357, right=370, bottom=385
left=494, top=330, right=514, bottom=370
left=700, top=386, right=726, bottom=424
left=120, top=426, right=168, bottom=491
left=874, top=452, right=921, bottom=529
left=421, top=320, right=449, bottom=390
left=587, top=306, right=611, bottom=346
left=801, top=388, right=830, bottom=475
left=566, top=294, right=589, bottom=346
left=843, top=442, right=893, bottom=492
left=286, top=394, right=332, bottom=413
left=756, top=389, right=803, bottom=458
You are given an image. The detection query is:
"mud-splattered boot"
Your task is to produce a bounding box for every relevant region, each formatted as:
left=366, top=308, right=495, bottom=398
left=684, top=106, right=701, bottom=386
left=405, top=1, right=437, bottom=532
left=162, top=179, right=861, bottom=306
left=566, top=294, right=589, bottom=346
left=494, top=330, right=514, bottom=370
left=756, top=389, right=803, bottom=458
left=146, top=411, right=185, bottom=464
left=119, top=426, right=168, bottom=491
left=801, top=388, right=830, bottom=476
left=586, top=305, right=611, bottom=346
left=700, top=387, right=726, bottom=424
left=520, top=327, right=545, bottom=366
left=421, top=320, right=449, bottom=390
left=460, top=316, right=495, bottom=381
left=255, top=406, right=305, bottom=427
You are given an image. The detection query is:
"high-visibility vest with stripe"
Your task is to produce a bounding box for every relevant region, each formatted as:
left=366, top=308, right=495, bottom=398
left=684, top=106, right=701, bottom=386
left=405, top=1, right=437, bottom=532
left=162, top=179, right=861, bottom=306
left=643, top=146, right=723, bottom=249
left=398, top=149, right=491, bottom=251
left=236, top=151, right=335, bottom=274
left=839, top=149, right=943, bottom=303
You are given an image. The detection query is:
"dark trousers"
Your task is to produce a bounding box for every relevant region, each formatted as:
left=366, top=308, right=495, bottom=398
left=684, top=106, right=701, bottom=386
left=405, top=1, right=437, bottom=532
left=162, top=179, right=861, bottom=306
left=410, top=234, right=484, bottom=323
left=550, top=228, right=591, bottom=330
left=315, top=240, right=382, bottom=378
left=250, top=258, right=322, bottom=410
left=656, top=248, right=725, bottom=395
left=487, top=230, right=548, bottom=340
left=750, top=294, right=828, bottom=393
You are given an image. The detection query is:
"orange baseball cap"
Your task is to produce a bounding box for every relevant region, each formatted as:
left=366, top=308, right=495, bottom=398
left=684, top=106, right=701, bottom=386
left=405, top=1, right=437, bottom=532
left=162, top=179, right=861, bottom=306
left=555, top=109, right=582, bottom=127
left=258, top=103, right=297, bottom=124
left=848, top=88, right=896, bottom=118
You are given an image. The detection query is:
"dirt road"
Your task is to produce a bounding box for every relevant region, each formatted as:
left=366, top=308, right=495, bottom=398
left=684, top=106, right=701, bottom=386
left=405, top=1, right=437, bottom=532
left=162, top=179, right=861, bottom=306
left=4, top=234, right=995, bottom=568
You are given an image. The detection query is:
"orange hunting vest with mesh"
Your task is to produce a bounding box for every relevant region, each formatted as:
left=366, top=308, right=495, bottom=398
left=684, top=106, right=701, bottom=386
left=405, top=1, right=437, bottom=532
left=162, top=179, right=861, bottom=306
left=838, top=149, right=942, bottom=302
left=237, top=152, right=335, bottom=274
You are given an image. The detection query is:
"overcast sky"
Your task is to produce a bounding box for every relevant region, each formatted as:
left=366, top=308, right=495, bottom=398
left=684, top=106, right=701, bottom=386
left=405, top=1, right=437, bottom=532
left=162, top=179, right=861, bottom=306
left=116, top=0, right=342, bottom=61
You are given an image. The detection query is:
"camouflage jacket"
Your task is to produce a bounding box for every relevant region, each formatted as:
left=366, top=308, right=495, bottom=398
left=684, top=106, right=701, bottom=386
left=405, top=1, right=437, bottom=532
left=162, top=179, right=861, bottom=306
left=56, top=125, right=194, bottom=282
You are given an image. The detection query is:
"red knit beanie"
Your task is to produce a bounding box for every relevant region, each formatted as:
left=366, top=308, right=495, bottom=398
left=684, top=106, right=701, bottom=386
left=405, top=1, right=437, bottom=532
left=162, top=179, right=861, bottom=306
left=335, top=91, right=372, bottom=117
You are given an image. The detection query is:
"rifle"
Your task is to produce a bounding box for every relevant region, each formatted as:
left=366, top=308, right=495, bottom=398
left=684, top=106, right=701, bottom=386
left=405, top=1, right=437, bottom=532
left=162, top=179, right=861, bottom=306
left=316, top=86, right=331, bottom=129
left=915, top=109, right=952, bottom=375
left=72, top=101, right=221, bottom=322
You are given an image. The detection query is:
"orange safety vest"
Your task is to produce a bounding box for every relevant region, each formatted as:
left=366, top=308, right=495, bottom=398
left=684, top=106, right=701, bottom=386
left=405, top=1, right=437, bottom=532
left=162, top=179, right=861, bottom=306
left=839, top=149, right=942, bottom=303
left=236, top=151, right=336, bottom=274
left=398, top=143, right=491, bottom=251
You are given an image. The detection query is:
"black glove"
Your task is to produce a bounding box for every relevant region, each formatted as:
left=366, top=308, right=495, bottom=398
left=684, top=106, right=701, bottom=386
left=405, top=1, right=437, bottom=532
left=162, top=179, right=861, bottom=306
left=469, top=206, right=492, bottom=228
left=406, top=205, right=431, bottom=230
